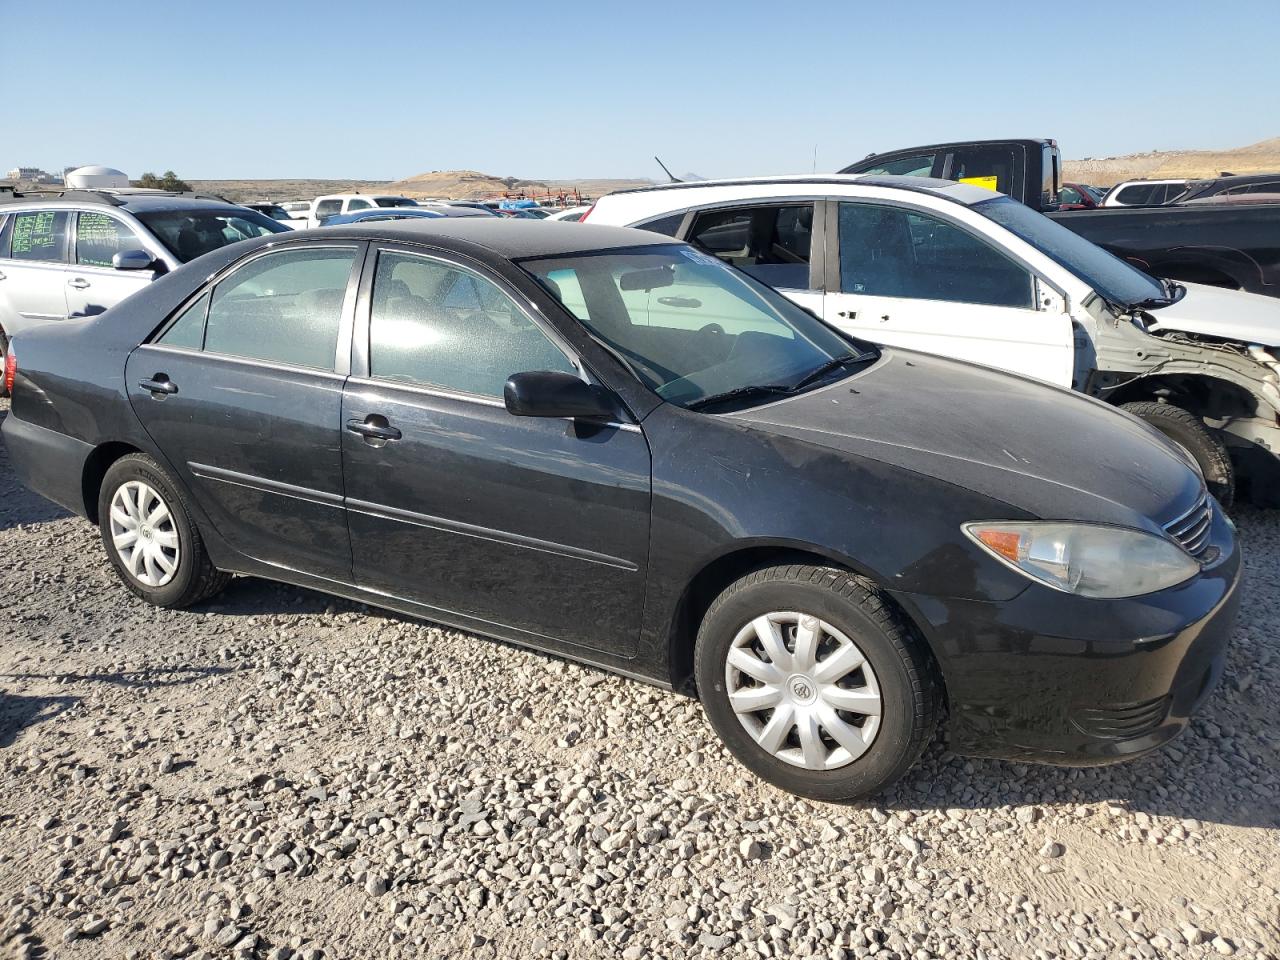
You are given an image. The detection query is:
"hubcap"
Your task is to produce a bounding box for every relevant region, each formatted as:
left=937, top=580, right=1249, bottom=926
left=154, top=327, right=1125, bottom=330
left=724, top=612, right=882, bottom=771
left=109, top=480, right=180, bottom=588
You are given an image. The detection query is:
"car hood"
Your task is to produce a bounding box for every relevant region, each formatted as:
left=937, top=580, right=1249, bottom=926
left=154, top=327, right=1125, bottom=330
left=729, top=349, right=1202, bottom=530
left=1149, top=281, right=1280, bottom=346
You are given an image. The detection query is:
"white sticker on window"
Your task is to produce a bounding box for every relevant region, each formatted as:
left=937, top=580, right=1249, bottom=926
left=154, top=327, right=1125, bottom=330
left=680, top=247, right=722, bottom=268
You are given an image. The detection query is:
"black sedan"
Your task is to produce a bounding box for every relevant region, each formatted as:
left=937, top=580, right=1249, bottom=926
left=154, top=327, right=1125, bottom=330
left=1, top=219, right=1240, bottom=800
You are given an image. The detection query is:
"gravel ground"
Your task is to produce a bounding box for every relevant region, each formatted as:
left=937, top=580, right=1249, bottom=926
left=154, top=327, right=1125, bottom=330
left=1, top=402, right=1278, bottom=960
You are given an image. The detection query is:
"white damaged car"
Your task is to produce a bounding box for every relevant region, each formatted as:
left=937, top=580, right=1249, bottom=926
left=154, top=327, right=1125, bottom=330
left=585, top=175, right=1280, bottom=505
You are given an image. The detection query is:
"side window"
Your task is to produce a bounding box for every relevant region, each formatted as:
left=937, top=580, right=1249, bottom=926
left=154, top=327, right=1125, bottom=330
left=635, top=212, right=685, bottom=237
left=838, top=203, right=1033, bottom=308
left=203, top=247, right=356, bottom=370
left=157, top=291, right=210, bottom=349
left=369, top=251, right=575, bottom=397
left=314, top=199, right=341, bottom=220
left=76, top=212, right=144, bottom=267
left=0, top=214, right=11, bottom=258
left=856, top=154, right=936, bottom=178
left=9, top=211, right=70, bottom=262
left=687, top=204, right=814, bottom=289
left=1115, top=184, right=1156, bottom=206
left=347, top=199, right=373, bottom=211
left=1059, top=186, right=1083, bottom=205
left=948, top=146, right=1017, bottom=194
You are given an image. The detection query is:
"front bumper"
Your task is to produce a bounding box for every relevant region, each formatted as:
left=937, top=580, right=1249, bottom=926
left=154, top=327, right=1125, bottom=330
left=894, top=505, right=1242, bottom=765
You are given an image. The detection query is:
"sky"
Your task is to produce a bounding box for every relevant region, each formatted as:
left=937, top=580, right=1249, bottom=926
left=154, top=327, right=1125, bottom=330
left=3, top=0, right=1279, bottom=182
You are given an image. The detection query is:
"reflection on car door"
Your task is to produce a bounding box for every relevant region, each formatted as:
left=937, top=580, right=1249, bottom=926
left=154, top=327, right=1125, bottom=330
left=0, top=210, right=72, bottom=336
left=822, top=201, right=1073, bottom=386
left=340, top=245, right=652, bottom=656
left=125, top=243, right=363, bottom=580
left=65, top=212, right=157, bottom=318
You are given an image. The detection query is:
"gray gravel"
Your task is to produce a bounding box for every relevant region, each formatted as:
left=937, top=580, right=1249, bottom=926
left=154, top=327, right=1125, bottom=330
left=1, top=403, right=1278, bottom=960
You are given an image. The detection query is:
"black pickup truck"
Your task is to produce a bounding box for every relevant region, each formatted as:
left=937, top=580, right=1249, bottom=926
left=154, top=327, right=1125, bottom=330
left=840, top=139, right=1280, bottom=299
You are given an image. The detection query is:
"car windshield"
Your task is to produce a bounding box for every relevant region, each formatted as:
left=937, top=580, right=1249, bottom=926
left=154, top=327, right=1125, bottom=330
left=136, top=209, right=287, bottom=262
left=521, top=244, right=875, bottom=409
left=974, top=196, right=1169, bottom=308
left=374, top=197, right=416, bottom=208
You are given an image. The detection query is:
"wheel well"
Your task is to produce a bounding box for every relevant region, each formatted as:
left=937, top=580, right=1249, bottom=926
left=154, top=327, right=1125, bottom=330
left=81, top=442, right=143, bottom=524
left=1105, top=373, right=1260, bottom=423
left=666, top=546, right=942, bottom=701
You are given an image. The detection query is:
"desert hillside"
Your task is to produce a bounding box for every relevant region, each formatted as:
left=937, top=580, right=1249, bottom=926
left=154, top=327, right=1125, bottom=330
left=186, top=171, right=652, bottom=203
left=1064, top=137, right=1280, bottom=186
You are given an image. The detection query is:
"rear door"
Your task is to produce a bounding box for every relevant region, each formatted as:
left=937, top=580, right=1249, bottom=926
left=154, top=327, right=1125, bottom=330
left=823, top=200, right=1073, bottom=385
left=340, top=243, right=652, bottom=655
left=0, top=209, right=72, bottom=336
left=65, top=211, right=159, bottom=318
left=126, top=242, right=363, bottom=579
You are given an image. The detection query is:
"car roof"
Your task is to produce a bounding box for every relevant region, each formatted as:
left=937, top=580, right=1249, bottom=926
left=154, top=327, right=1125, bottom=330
left=303, top=218, right=674, bottom=259
left=607, top=173, right=997, bottom=206
left=0, top=192, right=254, bottom=215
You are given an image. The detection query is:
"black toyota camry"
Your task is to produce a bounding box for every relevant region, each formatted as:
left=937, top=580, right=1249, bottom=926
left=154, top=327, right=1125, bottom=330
left=1, top=219, right=1240, bottom=800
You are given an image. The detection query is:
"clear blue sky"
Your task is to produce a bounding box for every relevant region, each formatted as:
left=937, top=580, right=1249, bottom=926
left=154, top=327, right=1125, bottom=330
left=3, top=0, right=1278, bottom=181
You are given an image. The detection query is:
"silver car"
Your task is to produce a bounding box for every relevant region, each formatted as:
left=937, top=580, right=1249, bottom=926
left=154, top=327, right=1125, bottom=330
left=0, top=191, right=287, bottom=361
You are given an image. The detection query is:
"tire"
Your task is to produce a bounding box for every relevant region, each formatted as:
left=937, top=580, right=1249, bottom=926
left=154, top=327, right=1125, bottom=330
left=1121, top=401, right=1234, bottom=508
left=97, top=453, right=230, bottom=608
left=694, top=564, right=941, bottom=802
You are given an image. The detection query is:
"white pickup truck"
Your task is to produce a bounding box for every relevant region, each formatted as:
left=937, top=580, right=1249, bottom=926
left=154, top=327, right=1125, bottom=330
left=307, top=194, right=418, bottom=228
left=585, top=175, right=1280, bottom=506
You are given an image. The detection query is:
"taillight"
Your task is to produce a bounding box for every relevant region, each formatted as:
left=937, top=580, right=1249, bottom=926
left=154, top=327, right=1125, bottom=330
left=4, top=350, right=15, bottom=395
left=578, top=203, right=596, bottom=223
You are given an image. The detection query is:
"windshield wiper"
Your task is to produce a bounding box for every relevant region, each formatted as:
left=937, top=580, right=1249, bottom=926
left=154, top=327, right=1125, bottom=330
left=686, top=384, right=795, bottom=411
left=789, top=352, right=872, bottom=391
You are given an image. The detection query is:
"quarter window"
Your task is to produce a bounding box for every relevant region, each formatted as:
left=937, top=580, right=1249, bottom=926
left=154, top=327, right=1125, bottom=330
left=369, top=251, right=575, bottom=397
left=76, top=212, right=144, bottom=268
left=857, top=154, right=936, bottom=178
left=202, top=247, right=356, bottom=370
left=314, top=199, right=342, bottom=220
left=687, top=204, right=815, bottom=290
left=635, top=213, right=685, bottom=237
left=347, top=199, right=373, bottom=211
left=8, top=211, right=70, bottom=263
left=838, top=203, right=1034, bottom=308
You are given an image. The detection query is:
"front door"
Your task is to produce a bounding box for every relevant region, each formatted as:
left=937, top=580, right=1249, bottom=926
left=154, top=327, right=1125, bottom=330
left=822, top=200, right=1073, bottom=386
left=65, top=211, right=158, bottom=318
left=0, top=209, right=72, bottom=336
left=126, top=242, right=363, bottom=580
left=341, top=246, right=652, bottom=655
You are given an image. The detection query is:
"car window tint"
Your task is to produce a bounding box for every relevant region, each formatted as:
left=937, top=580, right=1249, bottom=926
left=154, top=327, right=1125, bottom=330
left=688, top=204, right=814, bottom=290
left=203, top=247, right=355, bottom=370
left=76, top=212, right=144, bottom=268
left=8, top=211, right=70, bottom=263
left=838, top=203, right=1033, bottom=308
left=1115, top=184, right=1156, bottom=205
left=949, top=146, right=1017, bottom=193
left=1059, top=186, right=1083, bottom=204
left=635, top=212, right=685, bottom=237
left=369, top=251, right=575, bottom=397
left=347, top=199, right=372, bottom=211
left=857, top=154, right=935, bottom=177
left=314, top=199, right=342, bottom=219
left=158, top=291, right=210, bottom=349
left=0, top=214, right=11, bottom=258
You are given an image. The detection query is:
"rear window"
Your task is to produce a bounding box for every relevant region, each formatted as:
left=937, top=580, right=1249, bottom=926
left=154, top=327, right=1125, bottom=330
left=135, top=208, right=286, bottom=263
left=374, top=197, right=416, bottom=208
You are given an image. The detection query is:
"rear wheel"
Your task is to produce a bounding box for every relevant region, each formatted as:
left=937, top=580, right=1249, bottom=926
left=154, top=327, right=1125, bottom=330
left=1121, top=401, right=1234, bottom=508
left=694, top=564, right=940, bottom=801
left=98, top=454, right=230, bottom=608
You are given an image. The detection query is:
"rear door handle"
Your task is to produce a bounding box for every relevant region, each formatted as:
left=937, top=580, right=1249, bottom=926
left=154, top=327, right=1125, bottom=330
left=0, top=270, right=7, bottom=281
left=347, top=416, right=402, bottom=443
left=67, top=278, right=90, bottom=290
left=139, top=376, right=178, bottom=396
left=836, top=309, right=857, bottom=319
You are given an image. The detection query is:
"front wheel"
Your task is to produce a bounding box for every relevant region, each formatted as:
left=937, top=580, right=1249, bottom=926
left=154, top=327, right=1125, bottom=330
left=98, top=453, right=230, bottom=608
left=1121, top=401, right=1234, bottom=508
left=694, top=564, right=940, bottom=802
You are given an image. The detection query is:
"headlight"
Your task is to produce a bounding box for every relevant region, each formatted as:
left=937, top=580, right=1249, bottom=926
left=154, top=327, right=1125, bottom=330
left=963, top=522, right=1200, bottom=598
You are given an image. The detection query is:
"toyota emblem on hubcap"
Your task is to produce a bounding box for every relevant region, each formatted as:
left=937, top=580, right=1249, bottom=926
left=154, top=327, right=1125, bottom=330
left=789, top=677, right=814, bottom=702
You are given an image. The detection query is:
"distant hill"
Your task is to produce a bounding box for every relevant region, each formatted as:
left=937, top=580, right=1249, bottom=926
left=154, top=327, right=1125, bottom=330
left=190, top=172, right=653, bottom=204
left=189, top=179, right=390, bottom=203
left=1064, top=137, right=1280, bottom=186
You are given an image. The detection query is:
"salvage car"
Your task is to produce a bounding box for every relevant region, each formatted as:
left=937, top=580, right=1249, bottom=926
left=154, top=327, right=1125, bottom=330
left=584, top=175, right=1280, bottom=506
left=2, top=220, right=1239, bottom=800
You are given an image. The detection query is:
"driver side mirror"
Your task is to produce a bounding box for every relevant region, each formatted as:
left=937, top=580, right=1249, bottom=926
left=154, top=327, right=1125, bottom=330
left=112, top=249, right=157, bottom=271
left=504, top=371, right=622, bottom=421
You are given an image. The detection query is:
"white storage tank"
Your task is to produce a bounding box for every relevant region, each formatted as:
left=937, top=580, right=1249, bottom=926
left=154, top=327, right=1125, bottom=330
left=65, top=165, right=130, bottom=189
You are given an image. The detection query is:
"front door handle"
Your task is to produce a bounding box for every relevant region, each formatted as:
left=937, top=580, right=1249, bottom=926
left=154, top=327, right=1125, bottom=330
left=67, top=278, right=91, bottom=290
left=880, top=314, right=890, bottom=323
left=0, top=270, right=7, bottom=281
left=347, top=416, right=402, bottom=443
left=836, top=309, right=857, bottom=319
left=139, top=375, right=178, bottom=396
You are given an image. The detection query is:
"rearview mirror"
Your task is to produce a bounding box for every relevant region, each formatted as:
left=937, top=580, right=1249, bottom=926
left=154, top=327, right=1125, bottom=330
left=619, top=265, right=674, bottom=291
left=504, top=371, right=621, bottom=421
left=113, top=249, right=156, bottom=271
